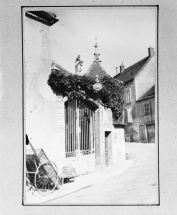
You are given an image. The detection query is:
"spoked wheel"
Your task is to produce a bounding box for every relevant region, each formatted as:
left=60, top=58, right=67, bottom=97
left=34, top=161, right=59, bottom=195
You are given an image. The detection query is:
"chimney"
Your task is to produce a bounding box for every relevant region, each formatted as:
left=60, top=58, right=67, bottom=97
left=120, top=62, right=125, bottom=73
left=148, top=47, right=155, bottom=57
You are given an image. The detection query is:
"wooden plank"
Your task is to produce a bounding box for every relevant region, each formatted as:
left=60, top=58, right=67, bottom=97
left=69, top=100, right=71, bottom=152
left=82, top=108, right=84, bottom=151
left=76, top=100, right=79, bottom=152
left=68, top=101, right=70, bottom=153
left=70, top=100, right=72, bottom=152
left=65, top=102, right=67, bottom=154
left=87, top=108, right=90, bottom=150
left=76, top=100, right=78, bottom=151
left=89, top=109, right=91, bottom=151
left=90, top=110, right=93, bottom=153
left=75, top=100, right=77, bottom=150
left=73, top=100, right=76, bottom=151
left=93, top=111, right=95, bottom=152
left=86, top=109, right=88, bottom=151
left=66, top=102, right=68, bottom=153
left=77, top=101, right=80, bottom=153
left=71, top=100, right=73, bottom=152
left=74, top=100, right=76, bottom=151
left=84, top=108, right=86, bottom=151
left=79, top=108, right=81, bottom=150
left=67, top=102, right=69, bottom=153
left=80, top=109, right=82, bottom=151
left=80, top=109, right=82, bottom=150
left=69, top=100, right=72, bottom=152
left=85, top=108, right=88, bottom=151
left=81, top=109, right=84, bottom=150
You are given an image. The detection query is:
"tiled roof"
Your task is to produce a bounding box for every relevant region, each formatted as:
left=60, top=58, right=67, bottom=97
left=137, top=85, right=155, bottom=101
left=85, top=61, right=110, bottom=78
left=114, top=56, right=150, bottom=83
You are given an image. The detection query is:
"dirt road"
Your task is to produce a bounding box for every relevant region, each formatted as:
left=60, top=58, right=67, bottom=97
left=49, top=143, right=158, bottom=204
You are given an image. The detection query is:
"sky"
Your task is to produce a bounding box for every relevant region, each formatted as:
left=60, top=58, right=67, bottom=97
left=49, top=7, right=156, bottom=77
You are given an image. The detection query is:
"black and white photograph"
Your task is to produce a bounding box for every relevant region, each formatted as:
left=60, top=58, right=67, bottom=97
left=23, top=6, right=158, bottom=205
left=2, top=0, right=177, bottom=214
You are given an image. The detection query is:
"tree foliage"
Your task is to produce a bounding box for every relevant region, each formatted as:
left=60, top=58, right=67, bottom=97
left=47, top=69, right=124, bottom=120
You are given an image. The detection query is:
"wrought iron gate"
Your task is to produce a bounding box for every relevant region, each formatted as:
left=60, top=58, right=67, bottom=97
left=65, top=99, right=96, bottom=175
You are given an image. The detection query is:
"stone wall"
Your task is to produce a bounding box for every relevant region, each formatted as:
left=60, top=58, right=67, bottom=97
left=103, top=108, right=125, bottom=167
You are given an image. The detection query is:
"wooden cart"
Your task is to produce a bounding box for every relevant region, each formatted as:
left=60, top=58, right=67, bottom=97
left=26, top=139, right=61, bottom=195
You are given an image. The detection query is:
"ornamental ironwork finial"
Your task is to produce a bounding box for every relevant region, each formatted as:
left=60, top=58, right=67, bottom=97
left=94, top=37, right=102, bottom=62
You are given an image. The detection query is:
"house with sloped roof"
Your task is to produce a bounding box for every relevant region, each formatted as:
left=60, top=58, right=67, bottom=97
left=114, top=48, right=156, bottom=143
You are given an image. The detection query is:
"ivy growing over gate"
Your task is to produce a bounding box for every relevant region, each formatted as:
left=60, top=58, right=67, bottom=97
left=47, top=69, right=124, bottom=120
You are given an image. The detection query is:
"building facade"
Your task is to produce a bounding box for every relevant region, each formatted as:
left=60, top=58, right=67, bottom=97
left=136, top=86, right=155, bottom=143
left=24, top=10, right=125, bottom=177
left=114, top=48, right=156, bottom=143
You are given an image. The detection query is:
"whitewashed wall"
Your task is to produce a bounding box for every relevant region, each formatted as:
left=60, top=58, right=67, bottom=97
left=24, top=16, right=65, bottom=167
left=103, top=108, right=125, bottom=165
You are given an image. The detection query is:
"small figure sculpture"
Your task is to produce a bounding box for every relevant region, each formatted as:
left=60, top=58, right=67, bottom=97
left=75, top=55, right=84, bottom=74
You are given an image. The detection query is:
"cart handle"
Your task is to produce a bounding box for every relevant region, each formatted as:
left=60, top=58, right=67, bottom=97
left=27, top=138, right=39, bottom=159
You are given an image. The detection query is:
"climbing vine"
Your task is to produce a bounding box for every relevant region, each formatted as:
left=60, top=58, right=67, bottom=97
left=47, top=69, right=124, bottom=120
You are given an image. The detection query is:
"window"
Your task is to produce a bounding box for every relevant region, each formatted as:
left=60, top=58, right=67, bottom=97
left=125, top=88, right=131, bottom=103
left=144, top=103, right=150, bottom=116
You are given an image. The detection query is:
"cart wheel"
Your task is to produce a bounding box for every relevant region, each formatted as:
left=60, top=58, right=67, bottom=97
left=34, top=161, right=59, bottom=195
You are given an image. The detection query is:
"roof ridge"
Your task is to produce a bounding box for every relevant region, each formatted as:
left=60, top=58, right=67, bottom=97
left=114, top=55, right=153, bottom=83
left=114, top=56, right=150, bottom=79
left=133, top=56, right=152, bottom=79
left=125, top=56, right=149, bottom=71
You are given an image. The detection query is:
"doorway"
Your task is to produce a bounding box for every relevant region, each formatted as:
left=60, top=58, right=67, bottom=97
left=105, top=131, right=111, bottom=166
left=139, top=125, right=146, bottom=143
left=146, top=124, right=155, bottom=143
